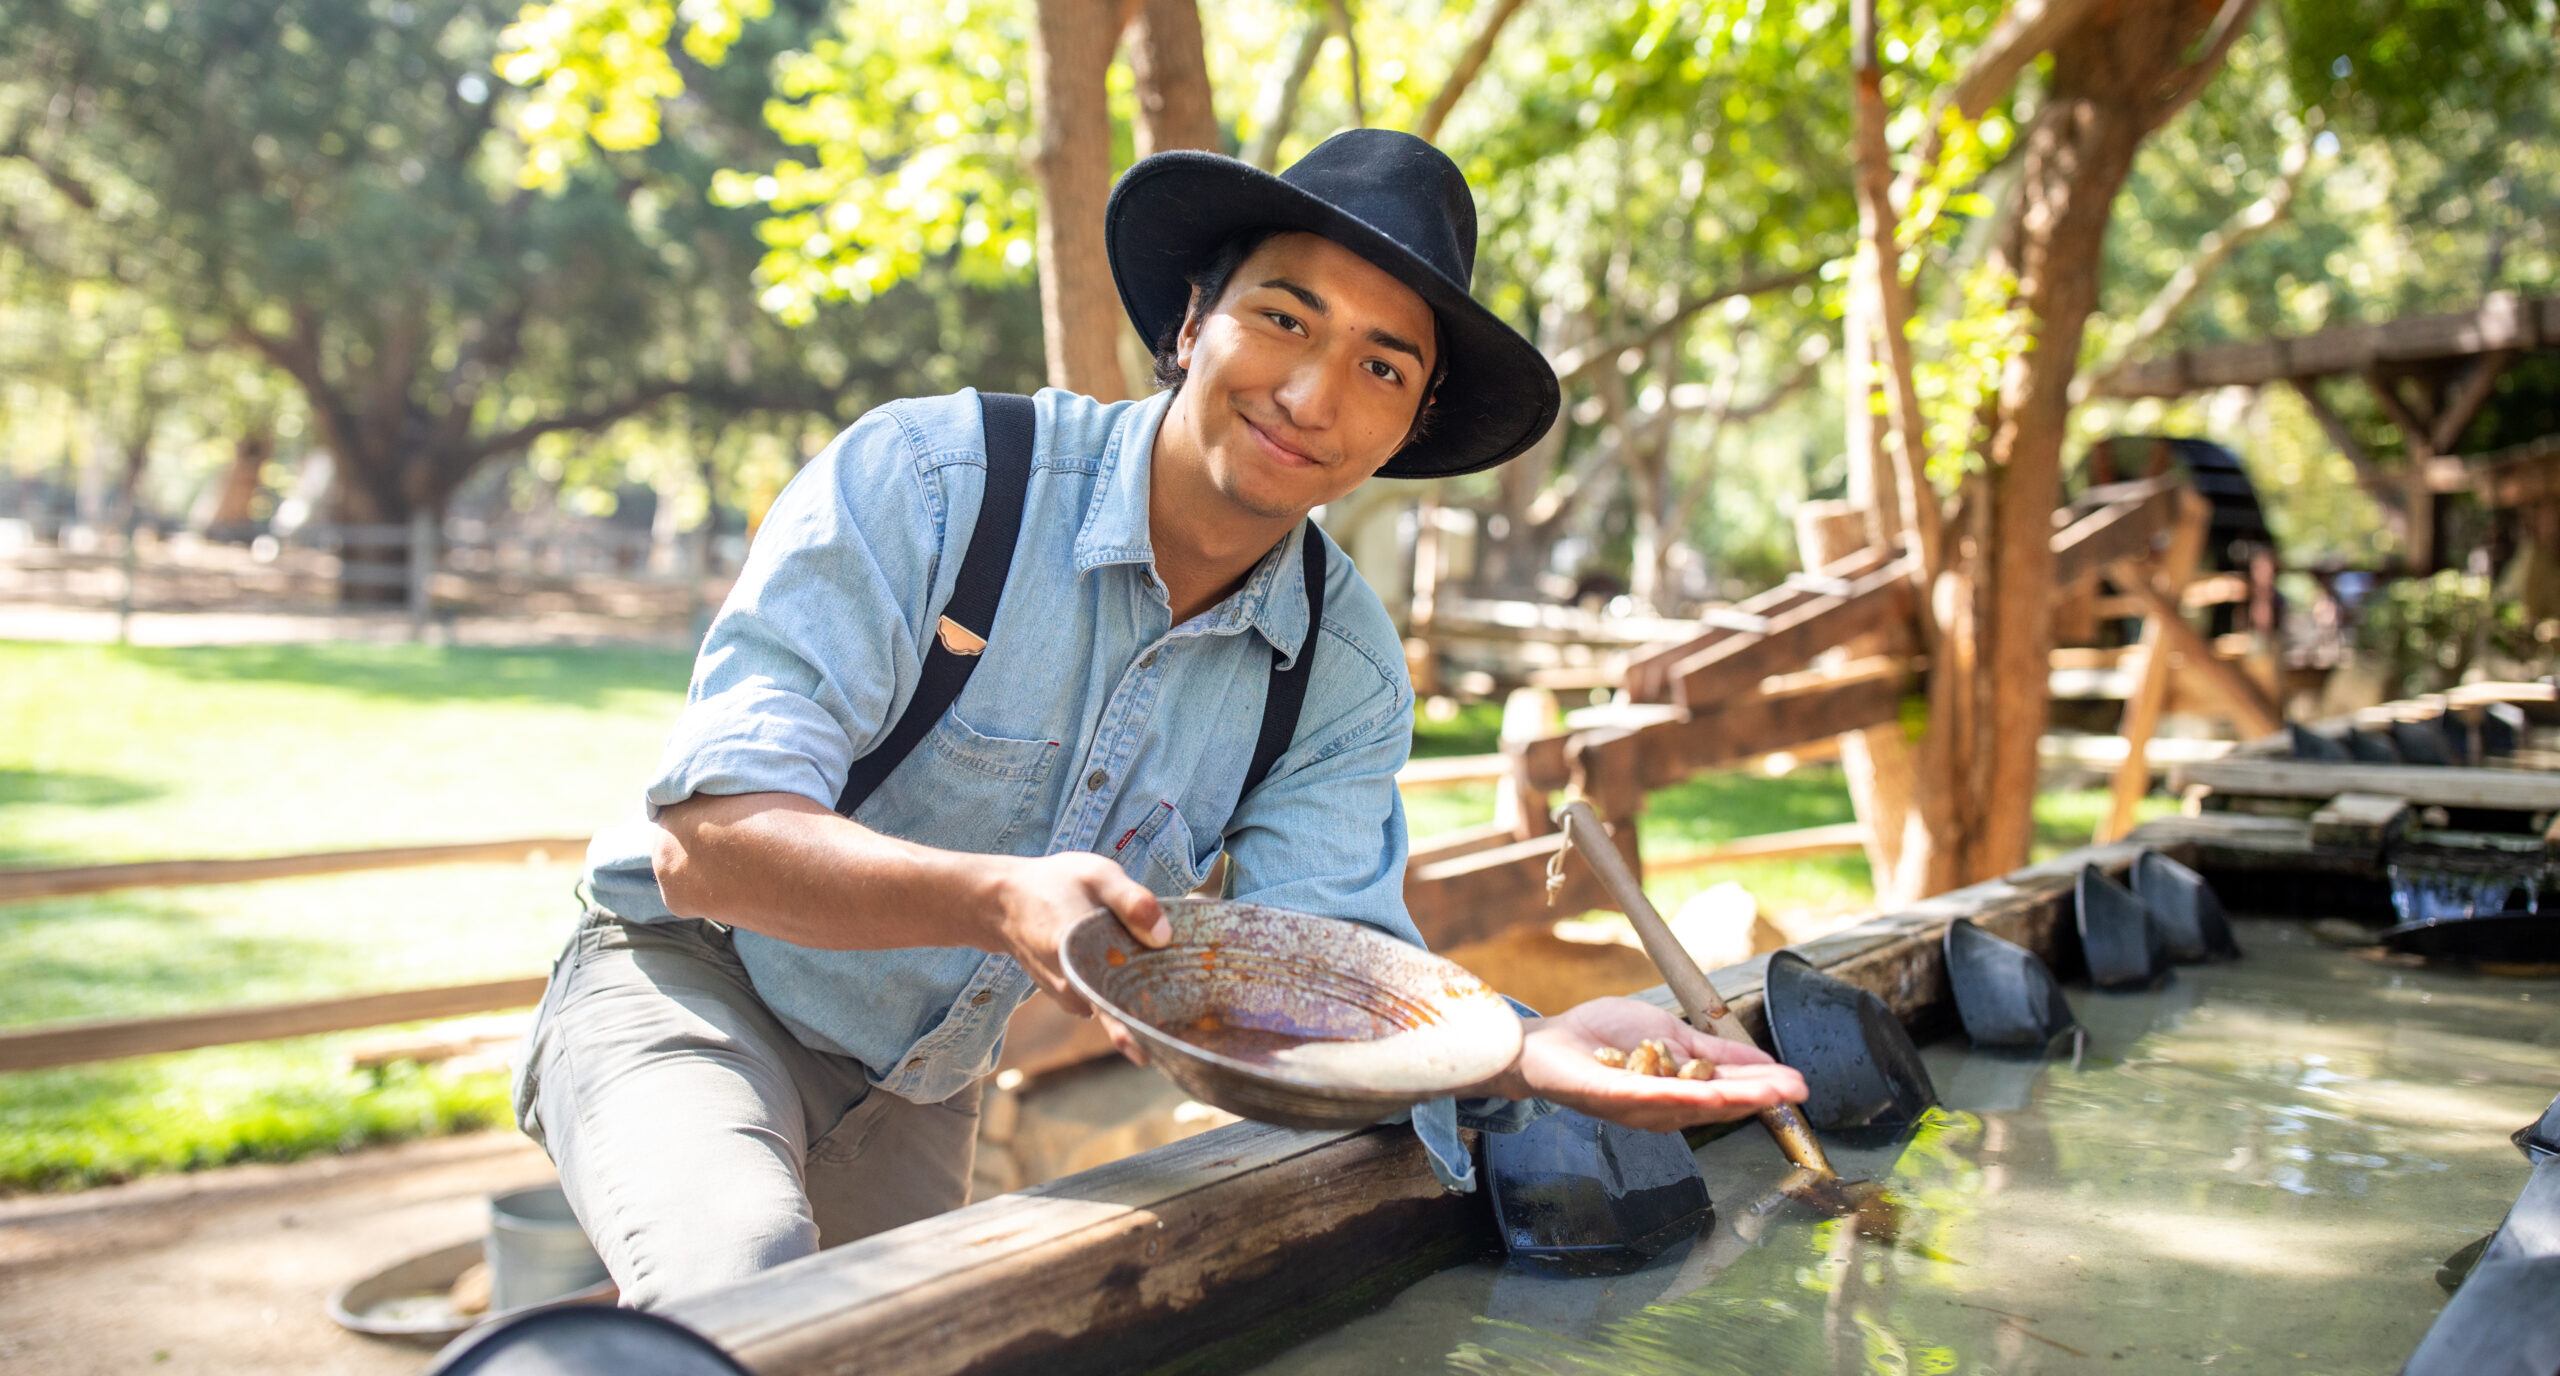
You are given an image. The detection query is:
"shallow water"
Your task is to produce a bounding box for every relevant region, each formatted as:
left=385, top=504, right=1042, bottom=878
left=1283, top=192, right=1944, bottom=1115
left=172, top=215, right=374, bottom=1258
left=1247, top=921, right=2560, bottom=1375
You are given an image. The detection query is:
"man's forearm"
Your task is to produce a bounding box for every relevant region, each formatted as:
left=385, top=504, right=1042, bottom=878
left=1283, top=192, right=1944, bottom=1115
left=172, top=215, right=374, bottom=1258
left=652, top=791, right=1005, bottom=951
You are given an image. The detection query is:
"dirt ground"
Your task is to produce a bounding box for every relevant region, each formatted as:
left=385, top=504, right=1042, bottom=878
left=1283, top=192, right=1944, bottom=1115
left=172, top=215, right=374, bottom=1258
left=0, top=1132, right=554, bottom=1376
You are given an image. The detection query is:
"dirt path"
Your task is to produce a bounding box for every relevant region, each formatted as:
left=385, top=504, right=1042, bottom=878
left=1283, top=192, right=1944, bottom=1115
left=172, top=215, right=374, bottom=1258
left=0, top=1132, right=553, bottom=1376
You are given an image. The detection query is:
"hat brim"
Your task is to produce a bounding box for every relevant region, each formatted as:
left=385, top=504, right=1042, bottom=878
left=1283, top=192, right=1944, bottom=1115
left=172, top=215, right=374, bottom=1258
left=1105, top=151, right=1560, bottom=480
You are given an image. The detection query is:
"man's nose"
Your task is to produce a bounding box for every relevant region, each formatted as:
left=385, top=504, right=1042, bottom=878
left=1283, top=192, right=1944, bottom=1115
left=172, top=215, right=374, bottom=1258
left=1271, top=355, right=1341, bottom=432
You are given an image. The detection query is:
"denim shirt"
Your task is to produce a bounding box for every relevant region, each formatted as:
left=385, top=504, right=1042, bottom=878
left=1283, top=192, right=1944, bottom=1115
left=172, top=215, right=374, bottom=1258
left=580, top=386, right=1533, bottom=1191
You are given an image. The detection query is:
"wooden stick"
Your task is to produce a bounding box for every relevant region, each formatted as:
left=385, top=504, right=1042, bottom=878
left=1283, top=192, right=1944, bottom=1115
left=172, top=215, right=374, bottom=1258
left=0, top=977, right=551, bottom=1073
left=0, top=836, right=591, bottom=905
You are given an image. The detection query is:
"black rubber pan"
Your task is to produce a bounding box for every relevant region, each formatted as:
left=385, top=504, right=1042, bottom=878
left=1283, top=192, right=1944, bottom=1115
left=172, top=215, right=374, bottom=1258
left=2402, top=1255, right=2560, bottom=1376
left=1486, top=1107, right=1712, bottom=1276
left=2288, top=723, right=2353, bottom=761
left=429, top=1308, right=753, bottom=1376
left=2076, top=864, right=2167, bottom=990
left=2131, top=850, right=2241, bottom=962
left=2376, top=912, right=2560, bottom=966
left=1763, top=950, right=1936, bottom=1138
left=1943, top=918, right=2078, bottom=1051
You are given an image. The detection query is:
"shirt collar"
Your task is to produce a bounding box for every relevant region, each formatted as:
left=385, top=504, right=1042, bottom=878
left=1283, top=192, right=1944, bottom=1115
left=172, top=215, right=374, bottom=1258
left=1072, top=390, right=1315, bottom=666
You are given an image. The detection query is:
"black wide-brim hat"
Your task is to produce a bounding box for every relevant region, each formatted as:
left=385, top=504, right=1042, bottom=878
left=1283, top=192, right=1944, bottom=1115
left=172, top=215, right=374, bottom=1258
left=1105, top=128, right=1561, bottom=480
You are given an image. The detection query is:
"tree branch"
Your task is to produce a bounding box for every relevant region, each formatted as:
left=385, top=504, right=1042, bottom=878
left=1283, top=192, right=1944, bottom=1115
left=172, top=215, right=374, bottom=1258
left=1543, top=264, right=1825, bottom=387
left=2079, top=128, right=2313, bottom=400
left=2150, top=0, right=2264, bottom=125
left=1851, top=0, right=1942, bottom=587
left=463, top=382, right=687, bottom=464
left=1889, top=0, right=2106, bottom=215
left=1246, top=19, right=1328, bottom=169
left=1412, top=0, right=1532, bottom=144
left=1324, top=0, right=1367, bottom=127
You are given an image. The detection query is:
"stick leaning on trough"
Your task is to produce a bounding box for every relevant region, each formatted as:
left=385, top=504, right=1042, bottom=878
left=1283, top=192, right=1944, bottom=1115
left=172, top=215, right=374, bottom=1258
left=1552, top=800, right=1895, bottom=1229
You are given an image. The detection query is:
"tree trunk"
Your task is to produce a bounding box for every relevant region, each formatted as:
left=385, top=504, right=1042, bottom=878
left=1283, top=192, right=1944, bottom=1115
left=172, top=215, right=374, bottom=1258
left=1030, top=0, right=1135, bottom=400
left=1858, top=0, right=2256, bottom=890
left=206, top=428, right=273, bottom=540
left=1127, top=0, right=1220, bottom=157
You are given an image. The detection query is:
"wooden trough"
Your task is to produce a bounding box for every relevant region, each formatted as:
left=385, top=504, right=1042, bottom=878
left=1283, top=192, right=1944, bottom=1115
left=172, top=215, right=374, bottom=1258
left=661, top=830, right=2234, bottom=1376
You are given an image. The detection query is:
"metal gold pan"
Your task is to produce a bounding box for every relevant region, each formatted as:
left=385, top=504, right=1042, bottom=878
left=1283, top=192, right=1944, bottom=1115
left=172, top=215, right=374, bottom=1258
left=1060, top=898, right=1524, bottom=1130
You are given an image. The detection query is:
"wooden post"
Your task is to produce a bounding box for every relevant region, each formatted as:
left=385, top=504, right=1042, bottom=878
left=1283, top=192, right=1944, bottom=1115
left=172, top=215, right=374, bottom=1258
left=2098, top=490, right=2210, bottom=842
left=1493, top=687, right=1557, bottom=839
left=1795, top=501, right=1922, bottom=904
left=407, top=508, right=434, bottom=638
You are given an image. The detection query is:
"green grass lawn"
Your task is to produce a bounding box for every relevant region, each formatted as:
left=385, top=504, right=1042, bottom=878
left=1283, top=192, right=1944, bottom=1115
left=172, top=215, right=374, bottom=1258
left=1, top=641, right=695, bottom=1191
left=0, top=639, right=2180, bottom=1192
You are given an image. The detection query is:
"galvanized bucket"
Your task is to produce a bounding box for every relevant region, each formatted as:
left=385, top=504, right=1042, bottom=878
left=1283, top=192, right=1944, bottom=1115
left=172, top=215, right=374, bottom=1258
left=487, top=1185, right=609, bottom=1313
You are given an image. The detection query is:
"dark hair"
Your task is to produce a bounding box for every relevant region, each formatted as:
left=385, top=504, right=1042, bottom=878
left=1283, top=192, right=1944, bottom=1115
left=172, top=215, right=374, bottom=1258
left=1148, top=230, right=1446, bottom=447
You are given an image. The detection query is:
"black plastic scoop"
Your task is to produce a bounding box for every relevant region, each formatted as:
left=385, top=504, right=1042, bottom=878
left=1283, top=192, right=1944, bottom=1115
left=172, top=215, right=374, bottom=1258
left=1943, top=918, right=2078, bottom=1051
left=2483, top=1156, right=2560, bottom=1267
left=1764, top=950, right=1937, bottom=1140
left=2403, top=1255, right=2560, bottom=1376
left=2514, top=1090, right=2560, bottom=1164
left=2345, top=728, right=2403, bottom=763
left=2376, top=912, right=2560, bottom=967
left=429, top=1308, right=753, bottom=1376
left=1485, top=1107, right=1713, bottom=1275
left=2131, top=850, right=2241, bottom=962
left=2288, top=723, right=2353, bottom=761
left=2077, top=864, right=2167, bottom=990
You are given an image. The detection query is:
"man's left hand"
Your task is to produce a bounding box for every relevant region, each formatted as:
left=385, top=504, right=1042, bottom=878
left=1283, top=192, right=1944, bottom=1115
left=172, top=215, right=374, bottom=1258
left=1470, top=996, right=1808, bottom=1134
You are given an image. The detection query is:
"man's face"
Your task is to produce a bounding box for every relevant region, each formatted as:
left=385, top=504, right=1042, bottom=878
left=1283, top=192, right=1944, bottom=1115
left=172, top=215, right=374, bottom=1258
left=1173, top=232, right=1438, bottom=521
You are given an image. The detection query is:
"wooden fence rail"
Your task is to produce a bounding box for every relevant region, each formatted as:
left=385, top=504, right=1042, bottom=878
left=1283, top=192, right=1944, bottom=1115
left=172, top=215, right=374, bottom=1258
left=0, top=837, right=591, bottom=904
left=0, top=978, right=551, bottom=1073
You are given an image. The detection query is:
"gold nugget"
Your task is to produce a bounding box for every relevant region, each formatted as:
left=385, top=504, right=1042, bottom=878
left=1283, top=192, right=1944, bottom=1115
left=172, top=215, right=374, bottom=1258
left=1592, top=1046, right=1628, bottom=1069
left=1676, top=1058, right=1716, bottom=1081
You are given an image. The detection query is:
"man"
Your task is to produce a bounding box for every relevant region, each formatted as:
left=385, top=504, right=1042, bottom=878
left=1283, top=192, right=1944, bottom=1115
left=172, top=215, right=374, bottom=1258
left=514, top=128, right=1807, bottom=1310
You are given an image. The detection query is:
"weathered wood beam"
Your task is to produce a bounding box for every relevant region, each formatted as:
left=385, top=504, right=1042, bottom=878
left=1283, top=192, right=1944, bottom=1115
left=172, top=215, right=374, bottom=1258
left=2094, top=293, right=2560, bottom=397
left=1403, top=826, right=1625, bottom=949
left=2103, top=554, right=2283, bottom=737
left=1645, top=821, right=1870, bottom=876
left=1568, top=660, right=1911, bottom=803
left=1668, top=560, right=1917, bottom=711
left=2308, top=792, right=2413, bottom=856
left=2101, top=491, right=2211, bottom=842
left=2048, top=477, right=2180, bottom=590
left=0, top=977, right=551, bottom=1073
left=2430, top=349, right=2515, bottom=454
left=2464, top=434, right=2560, bottom=508
left=2173, top=758, right=2560, bottom=811
left=0, top=836, right=591, bottom=905
left=1622, top=544, right=1895, bottom=703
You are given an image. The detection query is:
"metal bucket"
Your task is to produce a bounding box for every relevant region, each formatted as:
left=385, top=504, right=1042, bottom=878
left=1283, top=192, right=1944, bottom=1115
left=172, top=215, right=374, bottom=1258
left=487, top=1185, right=608, bottom=1313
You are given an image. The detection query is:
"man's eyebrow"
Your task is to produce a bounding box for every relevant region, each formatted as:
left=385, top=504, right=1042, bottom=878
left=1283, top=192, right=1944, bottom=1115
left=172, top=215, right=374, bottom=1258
left=1366, top=327, right=1427, bottom=369
left=1257, top=278, right=1325, bottom=315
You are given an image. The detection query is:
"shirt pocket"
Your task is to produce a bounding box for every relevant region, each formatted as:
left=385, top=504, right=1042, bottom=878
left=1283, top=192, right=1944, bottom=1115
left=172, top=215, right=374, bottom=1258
left=859, top=709, right=1060, bottom=855
left=1143, top=805, right=1224, bottom=896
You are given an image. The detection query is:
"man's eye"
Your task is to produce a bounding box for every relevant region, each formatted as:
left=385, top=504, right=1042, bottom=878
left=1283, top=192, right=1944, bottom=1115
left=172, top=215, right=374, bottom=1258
left=1366, top=359, right=1404, bottom=384
left=1264, top=311, right=1305, bottom=335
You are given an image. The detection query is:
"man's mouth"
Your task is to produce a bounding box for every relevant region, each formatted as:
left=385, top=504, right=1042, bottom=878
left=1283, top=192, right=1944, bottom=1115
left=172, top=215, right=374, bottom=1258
left=1241, top=415, right=1321, bottom=469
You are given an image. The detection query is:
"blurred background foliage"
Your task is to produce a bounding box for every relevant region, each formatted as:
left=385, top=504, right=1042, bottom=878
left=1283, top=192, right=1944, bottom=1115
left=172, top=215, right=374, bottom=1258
left=2, top=0, right=2554, bottom=597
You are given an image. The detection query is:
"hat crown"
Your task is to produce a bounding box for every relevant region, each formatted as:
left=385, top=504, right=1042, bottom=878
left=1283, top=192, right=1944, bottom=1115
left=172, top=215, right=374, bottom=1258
left=1278, top=129, right=1477, bottom=291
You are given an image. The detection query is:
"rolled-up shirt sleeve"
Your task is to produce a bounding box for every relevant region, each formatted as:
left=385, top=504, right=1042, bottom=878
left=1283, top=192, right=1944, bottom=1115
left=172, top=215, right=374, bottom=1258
left=645, top=405, right=964, bottom=815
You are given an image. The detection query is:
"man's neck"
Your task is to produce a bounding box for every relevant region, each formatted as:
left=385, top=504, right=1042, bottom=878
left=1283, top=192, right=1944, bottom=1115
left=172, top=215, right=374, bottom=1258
left=1148, top=393, right=1302, bottom=626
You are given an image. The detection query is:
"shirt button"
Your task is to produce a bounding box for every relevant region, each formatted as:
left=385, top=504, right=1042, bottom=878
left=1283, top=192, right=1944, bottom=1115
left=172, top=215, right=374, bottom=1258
left=1140, top=651, right=1158, bottom=668
left=905, top=1058, right=923, bottom=1070
left=970, top=989, right=993, bottom=1006
left=1086, top=768, right=1109, bottom=791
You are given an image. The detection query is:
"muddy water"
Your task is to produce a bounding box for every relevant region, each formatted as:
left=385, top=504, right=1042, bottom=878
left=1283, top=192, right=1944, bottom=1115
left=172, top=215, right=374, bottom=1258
left=1246, top=920, right=2560, bottom=1375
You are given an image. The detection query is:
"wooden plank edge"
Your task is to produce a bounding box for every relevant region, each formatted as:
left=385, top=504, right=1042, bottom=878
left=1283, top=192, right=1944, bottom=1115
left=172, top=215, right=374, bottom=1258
left=0, top=977, right=551, bottom=1073
left=0, top=836, right=593, bottom=904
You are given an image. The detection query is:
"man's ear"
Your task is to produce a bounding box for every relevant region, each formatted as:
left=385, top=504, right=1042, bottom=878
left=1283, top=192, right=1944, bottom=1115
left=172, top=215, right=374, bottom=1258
left=1174, top=288, right=1208, bottom=371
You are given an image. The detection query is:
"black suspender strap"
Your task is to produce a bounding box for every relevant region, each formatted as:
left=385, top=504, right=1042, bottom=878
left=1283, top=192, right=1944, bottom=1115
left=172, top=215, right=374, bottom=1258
left=834, top=392, right=1036, bottom=817
left=1238, top=521, right=1325, bottom=802
left=832, top=391, right=1321, bottom=820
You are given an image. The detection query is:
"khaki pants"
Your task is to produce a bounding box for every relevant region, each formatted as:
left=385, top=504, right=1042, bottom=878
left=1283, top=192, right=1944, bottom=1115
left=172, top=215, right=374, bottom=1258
left=515, top=912, right=980, bottom=1310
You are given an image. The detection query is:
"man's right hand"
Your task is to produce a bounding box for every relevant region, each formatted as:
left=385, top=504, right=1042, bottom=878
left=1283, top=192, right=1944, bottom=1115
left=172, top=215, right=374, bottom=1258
left=983, top=851, right=1169, bottom=1021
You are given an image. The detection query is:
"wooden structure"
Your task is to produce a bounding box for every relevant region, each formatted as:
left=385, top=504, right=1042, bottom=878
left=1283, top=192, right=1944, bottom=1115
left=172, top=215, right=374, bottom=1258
left=661, top=805, right=2435, bottom=1376
left=2094, top=292, right=2560, bottom=572
left=664, top=836, right=2152, bottom=1376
